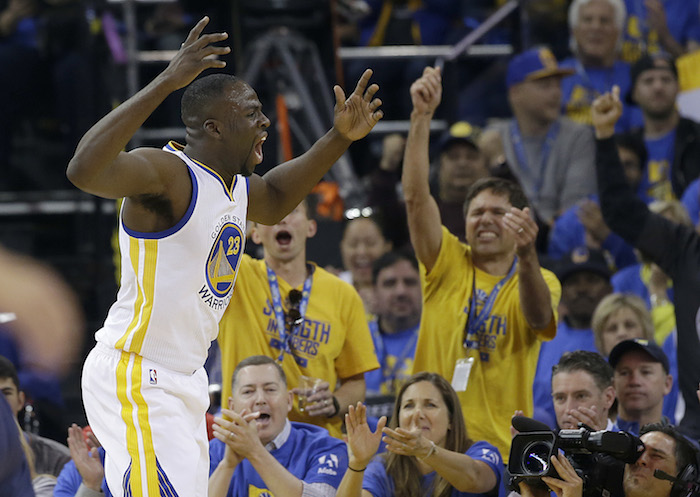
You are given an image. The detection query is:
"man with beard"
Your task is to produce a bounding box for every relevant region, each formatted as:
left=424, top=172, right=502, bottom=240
left=532, top=247, right=612, bottom=427
left=364, top=249, right=422, bottom=420
left=628, top=53, right=700, bottom=202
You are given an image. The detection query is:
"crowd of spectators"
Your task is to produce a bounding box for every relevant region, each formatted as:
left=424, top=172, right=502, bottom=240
left=3, top=0, right=700, bottom=496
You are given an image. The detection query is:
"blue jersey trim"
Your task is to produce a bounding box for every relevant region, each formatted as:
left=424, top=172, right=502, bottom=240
left=165, top=141, right=236, bottom=201
left=122, top=166, right=199, bottom=240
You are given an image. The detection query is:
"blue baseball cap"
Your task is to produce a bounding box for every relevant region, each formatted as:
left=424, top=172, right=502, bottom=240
left=608, top=338, right=670, bottom=374
left=506, top=48, right=574, bottom=88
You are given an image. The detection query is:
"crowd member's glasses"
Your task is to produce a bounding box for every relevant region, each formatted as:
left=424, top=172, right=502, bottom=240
left=286, top=289, right=303, bottom=328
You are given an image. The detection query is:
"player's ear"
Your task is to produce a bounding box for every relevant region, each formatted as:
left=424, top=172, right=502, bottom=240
left=203, top=119, right=223, bottom=138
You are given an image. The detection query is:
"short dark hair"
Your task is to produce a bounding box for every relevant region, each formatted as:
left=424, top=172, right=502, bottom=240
left=639, top=423, right=699, bottom=475
left=0, top=356, right=19, bottom=390
left=614, top=133, right=647, bottom=169
left=463, top=177, right=529, bottom=216
left=181, top=73, right=243, bottom=125
left=231, top=355, right=287, bottom=392
left=372, top=248, right=419, bottom=285
left=552, top=350, right=613, bottom=392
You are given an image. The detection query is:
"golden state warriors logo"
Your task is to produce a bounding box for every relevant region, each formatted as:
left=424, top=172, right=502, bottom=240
left=206, top=223, right=244, bottom=298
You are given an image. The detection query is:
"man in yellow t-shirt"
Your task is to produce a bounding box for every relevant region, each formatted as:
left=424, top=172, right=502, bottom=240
left=217, top=199, right=379, bottom=438
left=402, top=67, right=561, bottom=462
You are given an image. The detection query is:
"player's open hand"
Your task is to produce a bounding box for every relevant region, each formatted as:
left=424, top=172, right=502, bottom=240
left=410, top=66, right=442, bottom=116
left=591, top=86, right=623, bottom=139
left=161, top=16, right=230, bottom=91
left=333, top=69, right=383, bottom=141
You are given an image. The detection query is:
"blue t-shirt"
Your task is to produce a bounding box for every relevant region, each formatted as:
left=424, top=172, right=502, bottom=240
left=362, top=440, right=503, bottom=497
left=639, top=130, right=677, bottom=201
left=560, top=59, right=644, bottom=133
left=532, top=320, right=597, bottom=429
left=680, top=177, right=700, bottom=227
left=365, top=321, right=419, bottom=395
left=621, top=0, right=700, bottom=63
left=54, top=447, right=112, bottom=496
left=208, top=422, right=347, bottom=496
left=547, top=194, right=638, bottom=270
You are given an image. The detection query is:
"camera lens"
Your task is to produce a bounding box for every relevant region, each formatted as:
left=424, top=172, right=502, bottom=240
left=522, top=441, right=552, bottom=475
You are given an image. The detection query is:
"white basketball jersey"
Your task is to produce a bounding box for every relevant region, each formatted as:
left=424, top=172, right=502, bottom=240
left=95, top=141, right=248, bottom=373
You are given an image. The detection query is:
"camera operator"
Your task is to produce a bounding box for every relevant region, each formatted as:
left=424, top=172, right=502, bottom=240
left=551, top=351, right=616, bottom=431
left=517, top=423, right=698, bottom=497
left=623, top=423, right=698, bottom=497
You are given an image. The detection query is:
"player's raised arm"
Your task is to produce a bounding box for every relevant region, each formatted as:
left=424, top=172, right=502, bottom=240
left=67, top=17, right=230, bottom=199
left=247, top=69, right=383, bottom=225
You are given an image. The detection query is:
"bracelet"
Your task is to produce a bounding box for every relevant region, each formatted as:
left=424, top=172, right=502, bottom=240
left=348, top=465, right=366, bottom=472
left=419, top=440, right=437, bottom=460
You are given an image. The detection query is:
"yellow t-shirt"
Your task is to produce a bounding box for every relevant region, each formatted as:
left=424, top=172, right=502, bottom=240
left=218, top=255, right=379, bottom=438
left=412, top=228, right=561, bottom=462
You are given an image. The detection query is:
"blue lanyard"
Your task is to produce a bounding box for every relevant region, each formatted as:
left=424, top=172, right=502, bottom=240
left=509, top=120, right=560, bottom=198
left=266, top=263, right=314, bottom=363
left=464, top=257, right=517, bottom=347
left=371, top=323, right=419, bottom=384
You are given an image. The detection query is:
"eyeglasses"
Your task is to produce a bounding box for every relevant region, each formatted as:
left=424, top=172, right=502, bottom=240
left=285, top=289, right=303, bottom=328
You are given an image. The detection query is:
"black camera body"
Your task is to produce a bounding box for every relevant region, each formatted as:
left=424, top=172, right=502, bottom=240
left=508, top=426, right=645, bottom=497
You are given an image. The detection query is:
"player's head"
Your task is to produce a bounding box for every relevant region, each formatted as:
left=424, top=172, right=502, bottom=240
left=182, top=74, right=270, bottom=177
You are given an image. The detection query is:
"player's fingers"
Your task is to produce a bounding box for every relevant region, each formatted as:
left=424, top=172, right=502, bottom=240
left=363, top=83, right=379, bottom=102
left=183, top=17, right=210, bottom=46
left=334, top=85, right=346, bottom=107
left=353, top=69, right=373, bottom=97
left=191, top=31, right=229, bottom=51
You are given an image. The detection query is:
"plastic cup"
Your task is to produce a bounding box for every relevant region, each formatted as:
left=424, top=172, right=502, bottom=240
left=297, top=375, right=323, bottom=412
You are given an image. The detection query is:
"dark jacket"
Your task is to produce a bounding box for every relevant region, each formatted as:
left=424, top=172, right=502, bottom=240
left=633, top=116, right=700, bottom=197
